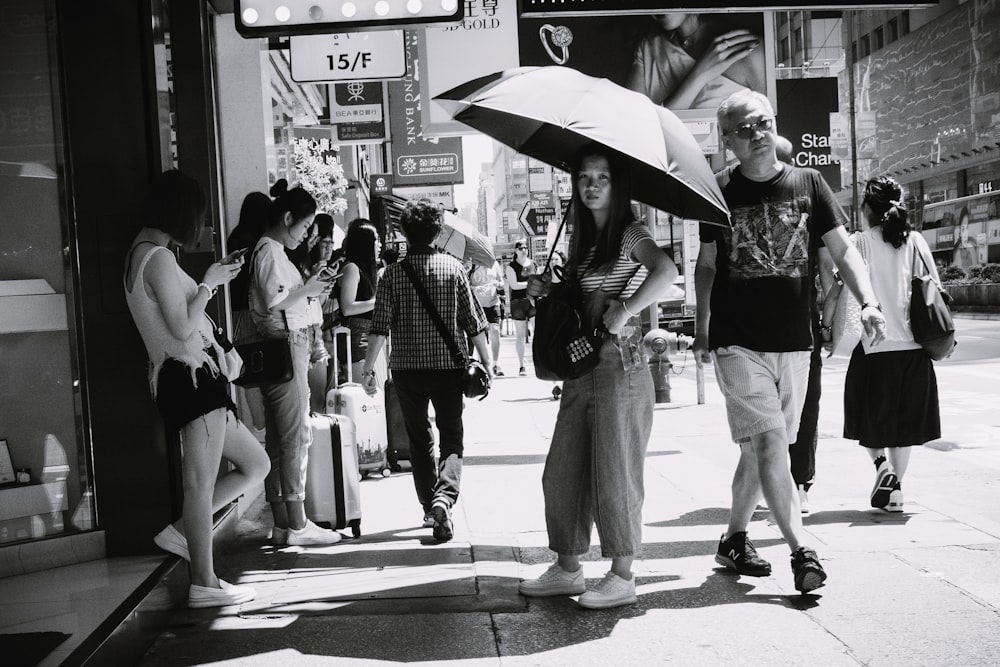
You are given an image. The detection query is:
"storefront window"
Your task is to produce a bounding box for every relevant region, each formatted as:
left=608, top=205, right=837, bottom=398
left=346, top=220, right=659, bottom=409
left=0, top=1, right=94, bottom=544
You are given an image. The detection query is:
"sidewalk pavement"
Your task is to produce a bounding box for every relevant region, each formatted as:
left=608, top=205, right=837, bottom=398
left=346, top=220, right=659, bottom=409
left=140, top=334, right=1000, bottom=666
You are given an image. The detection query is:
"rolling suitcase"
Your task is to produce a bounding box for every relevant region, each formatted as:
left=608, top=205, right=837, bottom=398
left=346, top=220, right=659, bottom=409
left=384, top=376, right=411, bottom=471
left=305, top=412, right=362, bottom=537
left=327, top=326, right=391, bottom=478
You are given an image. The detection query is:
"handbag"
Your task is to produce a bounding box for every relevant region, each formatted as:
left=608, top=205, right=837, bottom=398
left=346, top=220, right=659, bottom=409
left=233, top=337, right=293, bottom=387
left=532, top=266, right=608, bottom=381
left=233, top=309, right=294, bottom=387
left=400, top=259, right=491, bottom=400
left=910, top=241, right=956, bottom=361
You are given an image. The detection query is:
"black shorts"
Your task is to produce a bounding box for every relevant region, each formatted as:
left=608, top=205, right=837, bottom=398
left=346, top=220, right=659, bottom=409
left=481, top=305, right=500, bottom=324
left=509, top=298, right=535, bottom=321
left=155, top=357, right=237, bottom=432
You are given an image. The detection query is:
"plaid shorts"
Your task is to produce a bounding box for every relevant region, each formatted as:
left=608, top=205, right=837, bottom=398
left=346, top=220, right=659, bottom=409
left=712, top=346, right=810, bottom=444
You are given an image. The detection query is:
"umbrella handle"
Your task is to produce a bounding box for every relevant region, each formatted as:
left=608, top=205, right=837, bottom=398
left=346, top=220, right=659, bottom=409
left=541, top=207, right=571, bottom=275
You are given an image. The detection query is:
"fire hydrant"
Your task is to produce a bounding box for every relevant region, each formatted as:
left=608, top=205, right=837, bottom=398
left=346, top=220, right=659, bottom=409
left=642, top=329, right=690, bottom=404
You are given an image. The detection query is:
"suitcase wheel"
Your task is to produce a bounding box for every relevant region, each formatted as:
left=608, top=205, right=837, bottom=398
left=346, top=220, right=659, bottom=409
left=381, top=467, right=392, bottom=478
left=348, top=518, right=361, bottom=538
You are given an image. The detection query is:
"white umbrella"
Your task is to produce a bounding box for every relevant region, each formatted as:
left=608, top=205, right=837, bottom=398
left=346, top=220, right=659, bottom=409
left=434, top=211, right=496, bottom=268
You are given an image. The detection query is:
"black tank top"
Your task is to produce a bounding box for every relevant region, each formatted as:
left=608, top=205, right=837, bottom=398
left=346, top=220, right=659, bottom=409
left=508, top=260, right=532, bottom=300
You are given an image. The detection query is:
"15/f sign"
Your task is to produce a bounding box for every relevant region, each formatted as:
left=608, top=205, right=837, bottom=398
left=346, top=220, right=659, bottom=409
left=290, top=31, right=406, bottom=82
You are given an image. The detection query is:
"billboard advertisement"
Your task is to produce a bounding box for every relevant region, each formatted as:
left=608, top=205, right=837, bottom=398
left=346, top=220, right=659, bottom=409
left=420, top=0, right=521, bottom=136
left=517, top=11, right=770, bottom=154
left=776, top=78, right=842, bottom=190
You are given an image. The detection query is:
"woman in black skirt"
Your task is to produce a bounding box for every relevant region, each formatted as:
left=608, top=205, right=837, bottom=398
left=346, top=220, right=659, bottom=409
left=842, top=175, right=941, bottom=512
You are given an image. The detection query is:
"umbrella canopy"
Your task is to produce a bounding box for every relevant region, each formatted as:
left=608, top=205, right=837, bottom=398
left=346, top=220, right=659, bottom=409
left=435, top=66, right=730, bottom=227
left=435, top=211, right=496, bottom=268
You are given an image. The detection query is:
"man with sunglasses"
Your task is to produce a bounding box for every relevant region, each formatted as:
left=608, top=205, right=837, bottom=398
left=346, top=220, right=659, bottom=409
left=695, top=89, right=886, bottom=593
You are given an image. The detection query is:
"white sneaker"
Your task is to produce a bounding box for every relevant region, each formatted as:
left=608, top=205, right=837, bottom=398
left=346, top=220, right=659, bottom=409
left=798, top=486, right=810, bottom=515
left=518, top=563, right=586, bottom=597
left=188, top=579, right=256, bottom=608
left=578, top=571, right=637, bottom=610
left=286, top=520, right=343, bottom=546
left=886, top=489, right=904, bottom=513
left=153, top=524, right=189, bottom=561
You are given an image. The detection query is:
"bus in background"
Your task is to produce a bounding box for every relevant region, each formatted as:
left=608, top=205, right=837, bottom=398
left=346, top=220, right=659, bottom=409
left=916, top=190, right=1000, bottom=270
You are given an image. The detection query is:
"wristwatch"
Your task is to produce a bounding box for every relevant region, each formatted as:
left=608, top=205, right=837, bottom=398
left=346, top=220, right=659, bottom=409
left=861, top=302, right=882, bottom=311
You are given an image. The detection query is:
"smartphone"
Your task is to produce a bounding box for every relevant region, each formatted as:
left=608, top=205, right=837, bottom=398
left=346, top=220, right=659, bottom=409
left=319, top=266, right=341, bottom=282
left=223, top=247, right=249, bottom=264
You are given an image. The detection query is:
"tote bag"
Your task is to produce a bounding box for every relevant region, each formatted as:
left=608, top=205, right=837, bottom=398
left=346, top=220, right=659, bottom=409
left=829, top=283, right=862, bottom=357
left=910, top=242, right=956, bottom=361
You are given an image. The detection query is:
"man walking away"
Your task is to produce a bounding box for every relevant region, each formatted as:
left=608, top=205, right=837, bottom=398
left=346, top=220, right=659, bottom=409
left=362, top=200, right=492, bottom=541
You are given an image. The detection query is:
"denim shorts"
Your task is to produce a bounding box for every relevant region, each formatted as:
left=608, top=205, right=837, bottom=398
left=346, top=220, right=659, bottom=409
left=155, top=355, right=237, bottom=432
left=712, top=346, right=809, bottom=444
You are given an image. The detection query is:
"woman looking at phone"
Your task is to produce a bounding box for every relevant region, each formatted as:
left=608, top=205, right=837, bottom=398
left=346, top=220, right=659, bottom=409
left=336, top=219, right=382, bottom=382
left=248, top=183, right=343, bottom=547
left=125, top=170, right=270, bottom=608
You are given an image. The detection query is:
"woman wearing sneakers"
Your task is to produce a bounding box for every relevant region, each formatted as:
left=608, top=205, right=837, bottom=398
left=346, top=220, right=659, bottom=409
left=842, top=175, right=941, bottom=512
left=125, top=170, right=269, bottom=608
left=249, top=182, right=343, bottom=547
left=517, top=143, right=677, bottom=609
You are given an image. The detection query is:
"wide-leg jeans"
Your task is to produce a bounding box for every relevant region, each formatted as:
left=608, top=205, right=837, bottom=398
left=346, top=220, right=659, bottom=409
left=393, top=368, right=465, bottom=512
left=542, top=339, right=654, bottom=558
left=260, top=329, right=312, bottom=503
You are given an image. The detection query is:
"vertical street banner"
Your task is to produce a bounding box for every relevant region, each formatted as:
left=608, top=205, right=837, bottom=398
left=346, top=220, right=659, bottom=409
left=387, top=31, right=464, bottom=186
left=329, top=81, right=387, bottom=144
left=776, top=78, right=841, bottom=190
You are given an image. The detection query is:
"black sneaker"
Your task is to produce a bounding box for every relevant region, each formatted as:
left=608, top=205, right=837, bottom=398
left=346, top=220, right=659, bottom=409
left=791, top=546, right=827, bottom=593
left=431, top=505, right=453, bottom=542
left=870, top=460, right=898, bottom=509
left=715, top=531, right=772, bottom=576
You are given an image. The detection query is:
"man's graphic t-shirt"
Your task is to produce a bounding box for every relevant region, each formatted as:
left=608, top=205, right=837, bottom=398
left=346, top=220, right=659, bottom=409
left=700, top=165, right=846, bottom=352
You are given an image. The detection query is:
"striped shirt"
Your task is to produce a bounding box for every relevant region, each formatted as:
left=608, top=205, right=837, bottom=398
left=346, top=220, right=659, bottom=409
left=371, top=248, right=488, bottom=371
left=576, top=222, right=651, bottom=298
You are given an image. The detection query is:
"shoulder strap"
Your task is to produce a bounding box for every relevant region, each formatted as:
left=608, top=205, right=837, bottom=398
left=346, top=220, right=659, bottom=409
left=400, top=259, right=465, bottom=366
left=910, top=234, right=938, bottom=286
left=125, top=240, right=160, bottom=280
left=247, top=239, right=290, bottom=332
left=124, top=241, right=169, bottom=291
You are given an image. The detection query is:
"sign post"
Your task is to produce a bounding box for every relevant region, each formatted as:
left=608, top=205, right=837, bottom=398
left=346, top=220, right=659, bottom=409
left=290, top=32, right=405, bottom=82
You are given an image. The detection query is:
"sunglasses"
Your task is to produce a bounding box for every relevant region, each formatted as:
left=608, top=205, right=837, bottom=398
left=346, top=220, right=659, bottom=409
left=724, top=117, right=775, bottom=139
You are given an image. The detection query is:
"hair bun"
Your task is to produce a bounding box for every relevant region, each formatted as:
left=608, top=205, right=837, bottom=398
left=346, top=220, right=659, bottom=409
left=269, top=178, right=289, bottom=198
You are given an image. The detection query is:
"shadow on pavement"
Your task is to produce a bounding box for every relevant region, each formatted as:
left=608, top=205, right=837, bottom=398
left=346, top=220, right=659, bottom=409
left=802, top=508, right=913, bottom=526
left=646, top=507, right=772, bottom=528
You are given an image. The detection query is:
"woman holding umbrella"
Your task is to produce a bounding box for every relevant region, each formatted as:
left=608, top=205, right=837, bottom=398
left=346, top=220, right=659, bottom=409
left=518, top=143, right=678, bottom=609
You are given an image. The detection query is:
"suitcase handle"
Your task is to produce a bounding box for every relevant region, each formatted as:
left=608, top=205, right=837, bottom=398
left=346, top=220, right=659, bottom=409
left=330, top=325, right=353, bottom=385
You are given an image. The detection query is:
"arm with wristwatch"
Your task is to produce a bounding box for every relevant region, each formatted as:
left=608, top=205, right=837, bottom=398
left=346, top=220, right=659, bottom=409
left=361, top=333, right=387, bottom=395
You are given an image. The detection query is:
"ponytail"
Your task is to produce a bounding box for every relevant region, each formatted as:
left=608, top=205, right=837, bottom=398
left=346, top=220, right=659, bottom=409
left=862, top=175, right=911, bottom=249
left=267, top=184, right=316, bottom=229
